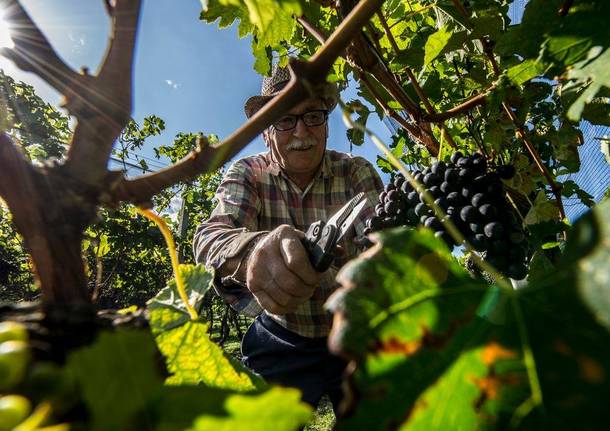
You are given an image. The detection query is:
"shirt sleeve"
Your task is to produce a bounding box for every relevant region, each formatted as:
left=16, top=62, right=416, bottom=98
left=192, top=159, right=265, bottom=317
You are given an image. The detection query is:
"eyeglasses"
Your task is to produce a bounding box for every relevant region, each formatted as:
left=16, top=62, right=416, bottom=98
left=273, top=110, right=328, bottom=131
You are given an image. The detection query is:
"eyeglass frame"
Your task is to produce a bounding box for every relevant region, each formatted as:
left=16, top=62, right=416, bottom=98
left=272, top=109, right=329, bottom=132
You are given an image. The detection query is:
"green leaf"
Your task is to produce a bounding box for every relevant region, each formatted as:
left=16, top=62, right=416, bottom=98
left=563, top=199, right=610, bottom=331
left=154, top=319, right=265, bottom=391
left=329, top=223, right=610, bottom=430
left=147, top=264, right=214, bottom=332
left=566, top=48, right=610, bottom=121
left=65, top=330, right=163, bottom=431
left=424, top=26, right=453, bottom=66
left=524, top=192, right=560, bottom=225
left=188, top=387, right=312, bottom=431
left=326, top=228, right=524, bottom=429
left=148, top=264, right=264, bottom=391
left=506, top=60, right=546, bottom=85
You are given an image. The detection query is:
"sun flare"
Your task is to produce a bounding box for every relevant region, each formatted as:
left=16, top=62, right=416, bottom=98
left=0, top=8, right=14, bottom=49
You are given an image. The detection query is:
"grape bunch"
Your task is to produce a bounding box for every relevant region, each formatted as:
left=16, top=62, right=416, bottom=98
left=364, top=152, right=529, bottom=280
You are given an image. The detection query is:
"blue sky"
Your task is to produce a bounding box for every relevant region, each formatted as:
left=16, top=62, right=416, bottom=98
left=0, top=0, right=393, bottom=178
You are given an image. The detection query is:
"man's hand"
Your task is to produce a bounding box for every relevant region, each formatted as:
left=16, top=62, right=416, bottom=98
left=246, top=225, right=321, bottom=315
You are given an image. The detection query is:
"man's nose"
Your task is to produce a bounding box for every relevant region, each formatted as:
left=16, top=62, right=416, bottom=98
left=292, top=117, right=309, bottom=138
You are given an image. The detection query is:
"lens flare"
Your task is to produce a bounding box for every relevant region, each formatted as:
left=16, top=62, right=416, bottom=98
left=0, top=8, right=14, bottom=49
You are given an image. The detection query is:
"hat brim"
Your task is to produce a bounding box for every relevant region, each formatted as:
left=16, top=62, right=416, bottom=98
left=244, top=86, right=339, bottom=119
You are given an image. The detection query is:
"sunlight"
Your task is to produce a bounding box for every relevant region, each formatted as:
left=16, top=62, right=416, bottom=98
left=0, top=7, right=14, bottom=49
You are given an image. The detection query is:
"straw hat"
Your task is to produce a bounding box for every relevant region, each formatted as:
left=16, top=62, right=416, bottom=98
left=244, top=63, right=339, bottom=118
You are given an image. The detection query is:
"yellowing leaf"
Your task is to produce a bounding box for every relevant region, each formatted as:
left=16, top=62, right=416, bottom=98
left=155, top=319, right=264, bottom=391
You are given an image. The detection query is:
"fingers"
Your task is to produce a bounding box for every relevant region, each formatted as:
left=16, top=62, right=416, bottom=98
left=279, top=234, right=320, bottom=285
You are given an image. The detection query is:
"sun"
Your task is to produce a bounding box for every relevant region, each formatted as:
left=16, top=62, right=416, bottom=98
left=0, top=8, right=14, bottom=49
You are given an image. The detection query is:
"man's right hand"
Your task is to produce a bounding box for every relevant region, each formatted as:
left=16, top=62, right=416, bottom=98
left=246, top=225, right=321, bottom=315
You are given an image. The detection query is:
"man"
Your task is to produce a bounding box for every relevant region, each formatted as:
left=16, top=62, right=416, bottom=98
left=193, top=64, right=383, bottom=410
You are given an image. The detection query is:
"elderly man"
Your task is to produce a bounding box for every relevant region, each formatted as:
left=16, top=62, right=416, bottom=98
left=193, top=65, right=383, bottom=410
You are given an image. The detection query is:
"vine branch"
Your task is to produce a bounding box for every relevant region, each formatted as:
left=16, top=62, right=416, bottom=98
left=110, top=0, right=387, bottom=205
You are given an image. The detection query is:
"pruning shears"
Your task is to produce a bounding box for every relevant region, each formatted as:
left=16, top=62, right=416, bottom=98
left=302, top=192, right=367, bottom=272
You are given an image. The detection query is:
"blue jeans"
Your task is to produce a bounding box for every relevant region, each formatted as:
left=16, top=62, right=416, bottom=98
left=241, top=313, right=347, bottom=410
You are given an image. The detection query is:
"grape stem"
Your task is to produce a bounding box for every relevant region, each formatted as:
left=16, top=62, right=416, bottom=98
left=135, top=208, right=198, bottom=321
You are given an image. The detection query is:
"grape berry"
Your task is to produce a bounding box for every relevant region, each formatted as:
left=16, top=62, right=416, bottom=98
left=364, top=153, right=528, bottom=279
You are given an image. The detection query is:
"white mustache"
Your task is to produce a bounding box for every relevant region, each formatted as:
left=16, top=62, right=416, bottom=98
left=286, top=137, right=316, bottom=151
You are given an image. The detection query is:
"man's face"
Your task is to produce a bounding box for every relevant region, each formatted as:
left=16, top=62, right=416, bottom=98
left=264, top=98, right=328, bottom=183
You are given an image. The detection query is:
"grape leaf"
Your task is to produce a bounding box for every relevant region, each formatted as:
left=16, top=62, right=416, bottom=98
left=154, top=319, right=265, bottom=391
left=65, top=330, right=163, bottom=431
left=326, top=228, right=525, bottom=429
left=329, top=221, right=610, bottom=430
left=524, top=192, right=560, bottom=225
left=424, top=26, right=453, bottom=66
left=147, top=264, right=213, bottom=331
left=188, top=387, right=312, bottom=431
left=148, top=264, right=264, bottom=391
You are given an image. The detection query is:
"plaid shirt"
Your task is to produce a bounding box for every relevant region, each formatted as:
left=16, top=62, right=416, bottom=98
left=193, top=149, right=383, bottom=338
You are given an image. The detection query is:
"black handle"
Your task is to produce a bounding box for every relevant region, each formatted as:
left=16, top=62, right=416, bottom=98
left=302, top=221, right=337, bottom=272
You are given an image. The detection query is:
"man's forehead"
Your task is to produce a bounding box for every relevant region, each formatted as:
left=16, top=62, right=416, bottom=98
left=288, top=98, right=326, bottom=114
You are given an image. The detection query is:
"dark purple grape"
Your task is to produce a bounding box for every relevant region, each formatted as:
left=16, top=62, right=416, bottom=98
left=420, top=215, right=429, bottom=225
left=429, top=186, right=442, bottom=198
left=497, top=165, right=516, bottom=180
left=385, top=183, right=396, bottom=193
left=407, top=191, right=419, bottom=206
left=461, top=187, right=473, bottom=200
left=479, top=204, right=497, bottom=219
left=363, top=227, right=372, bottom=235
left=400, top=180, right=413, bottom=194
left=376, top=207, right=387, bottom=218
left=431, top=161, right=446, bottom=175
left=424, top=172, right=441, bottom=187
left=434, top=197, right=449, bottom=211
left=369, top=216, right=383, bottom=231
left=469, top=223, right=482, bottom=234
left=460, top=205, right=479, bottom=223
left=378, top=192, right=387, bottom=204
left=484, top=222, right=504, bottom=239
left=394, top=175, right=405, bottom=189
left=444, top=168, right=459, bottom=183
left=472, top=156, right=487, bottom=173
left=447, top=192, right=462, bottom=206
left=435, top=230, right=453, bottom=246
left=415, top=202, right=430, bottom=217
left=457, top=157, right=472, bottom=168
left=471, top=193, right=487, bottom=208
left=387, top=189, right=400, bottom=202
left=385, top=200, right=398, bottom=216
left=450, top=151, right=464, bottom=164
left=414, top=172, right=424, bottom=183
left=424, top=216, right=442, bottom=231
left=440, top=181, right=456, bottom=194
